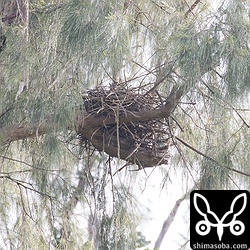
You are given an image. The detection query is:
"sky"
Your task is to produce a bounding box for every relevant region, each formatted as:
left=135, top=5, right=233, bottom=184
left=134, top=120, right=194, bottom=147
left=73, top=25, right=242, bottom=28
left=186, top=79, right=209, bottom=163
left=136, top=167, right=193, bottom=250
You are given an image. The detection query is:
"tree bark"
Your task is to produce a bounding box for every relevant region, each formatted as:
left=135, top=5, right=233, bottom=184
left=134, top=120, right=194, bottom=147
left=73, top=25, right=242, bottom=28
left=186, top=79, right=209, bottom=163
left=75, top=86, right=183, bottom=129
left=153, top=197, right=185, bottom=250
left=0, top=87, right=183, bottom=167
left=0, top=120, right=49, bottom=145
left=153, top=185, right=199, bottom=249
left=1, top=87, right=183, bottom=144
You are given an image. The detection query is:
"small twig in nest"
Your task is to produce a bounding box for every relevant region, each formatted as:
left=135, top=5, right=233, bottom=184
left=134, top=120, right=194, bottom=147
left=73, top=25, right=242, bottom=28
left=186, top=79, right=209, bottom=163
left=80, top=85, right=175, bottom=168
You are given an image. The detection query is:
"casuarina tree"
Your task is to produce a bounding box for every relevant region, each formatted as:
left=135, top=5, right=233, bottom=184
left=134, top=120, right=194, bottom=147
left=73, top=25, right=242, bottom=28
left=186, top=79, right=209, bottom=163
left=0, top=0, right=249, bottom=249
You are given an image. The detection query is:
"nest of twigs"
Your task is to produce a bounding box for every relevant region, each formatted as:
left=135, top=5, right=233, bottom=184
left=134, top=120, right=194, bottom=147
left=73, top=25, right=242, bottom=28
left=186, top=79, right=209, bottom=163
left=80, top=85, right=174, bottom=168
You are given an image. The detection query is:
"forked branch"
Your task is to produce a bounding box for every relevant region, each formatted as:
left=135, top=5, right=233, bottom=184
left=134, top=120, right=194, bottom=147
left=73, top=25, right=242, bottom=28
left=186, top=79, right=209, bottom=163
left=0, top=86, right=183, bottom=168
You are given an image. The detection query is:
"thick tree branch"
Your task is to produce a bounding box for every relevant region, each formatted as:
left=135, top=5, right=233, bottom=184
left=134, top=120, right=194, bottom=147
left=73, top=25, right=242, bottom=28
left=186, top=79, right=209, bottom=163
left=0, top=120, right=49, bottom=145
left=0, top=87, right=183, bottom=145
left=0, top=87, right=183, bottom=167
left=153, top=185, right=198, bottom=250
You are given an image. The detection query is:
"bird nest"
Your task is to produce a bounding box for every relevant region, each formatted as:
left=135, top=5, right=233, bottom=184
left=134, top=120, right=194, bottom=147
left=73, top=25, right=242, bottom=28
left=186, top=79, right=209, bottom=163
left=80, top=85, right=174, bottom=168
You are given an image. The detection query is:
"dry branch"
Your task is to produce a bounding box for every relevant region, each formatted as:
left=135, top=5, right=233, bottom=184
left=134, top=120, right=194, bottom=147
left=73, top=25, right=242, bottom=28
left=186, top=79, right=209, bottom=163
left=153, top=196, right=185, bottom=250
left=184, top=0, right=201, bottom=17
left=153, top=186, right=197, bottom=250
left=0, top=86, right=183, bottom=168
left=76, top=85, right=183, bottom=167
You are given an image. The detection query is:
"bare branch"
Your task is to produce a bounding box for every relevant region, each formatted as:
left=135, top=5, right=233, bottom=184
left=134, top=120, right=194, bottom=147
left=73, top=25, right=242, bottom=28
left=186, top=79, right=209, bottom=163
left=175, top=136, right=250, bottom=178
left=153, top=189, right=192, bottom=250
left=2, top=175, right=56, bottom=200
left=0, top=120, right=49, bottom=145
left=0, top=87, right=183, bottom=142
left=184, top=0, right=201, bottom=18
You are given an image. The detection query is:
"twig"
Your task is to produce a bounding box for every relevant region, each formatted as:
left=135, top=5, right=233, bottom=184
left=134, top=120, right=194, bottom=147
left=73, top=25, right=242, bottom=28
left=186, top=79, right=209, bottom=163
left=153, top=187, right=195, bottom=250
left=184, top=0, right=201, bottom=18
left=0, top=155, right=33, bottom=167
left=232, top=108, right=250, bottom=128
left=3, top=175, right=56, bottom=199
left=0, top=155, right=62, bottom=172
left=175, top=136, right=250, bottom=177
left=144, top=60, right=176, bottom=96
left=0, top=107, right=14, bottom=119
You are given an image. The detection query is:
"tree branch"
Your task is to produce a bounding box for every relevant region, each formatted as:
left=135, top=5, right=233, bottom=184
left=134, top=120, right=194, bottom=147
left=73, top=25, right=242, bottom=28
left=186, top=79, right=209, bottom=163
left=0, top=120, right=49, bottom=145
left=184, top=0, right=201, bottom=17
left=0, top=87, right=183, bottom=145
left=175, top=136, right=250, bottom=177
left=0, top=87, right=183, bottom=167
left=153, top=191, right=190, bottom=250
left=153, top=184, right=199, bottom=250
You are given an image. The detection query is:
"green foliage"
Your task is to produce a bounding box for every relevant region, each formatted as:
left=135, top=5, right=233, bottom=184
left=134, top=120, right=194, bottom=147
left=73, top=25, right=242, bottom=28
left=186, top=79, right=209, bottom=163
left=136, top=231, right=151, bottom=248
left=0, top=0, right=249, bottom=249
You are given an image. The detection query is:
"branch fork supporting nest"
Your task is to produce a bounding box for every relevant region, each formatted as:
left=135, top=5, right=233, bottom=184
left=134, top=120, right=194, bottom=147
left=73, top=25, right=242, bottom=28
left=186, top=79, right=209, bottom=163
left=78, top=85, right=176, bottom=168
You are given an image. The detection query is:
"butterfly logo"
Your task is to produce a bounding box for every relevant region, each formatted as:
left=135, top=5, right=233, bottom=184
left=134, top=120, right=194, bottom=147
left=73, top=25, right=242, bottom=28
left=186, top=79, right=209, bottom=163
left=193, top=193, right=247, bottom=241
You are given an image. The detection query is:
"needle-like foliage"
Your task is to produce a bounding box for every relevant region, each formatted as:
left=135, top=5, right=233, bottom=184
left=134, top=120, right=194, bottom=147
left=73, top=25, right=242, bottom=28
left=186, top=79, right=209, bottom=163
left=0, top=0, right=249, bottom=249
